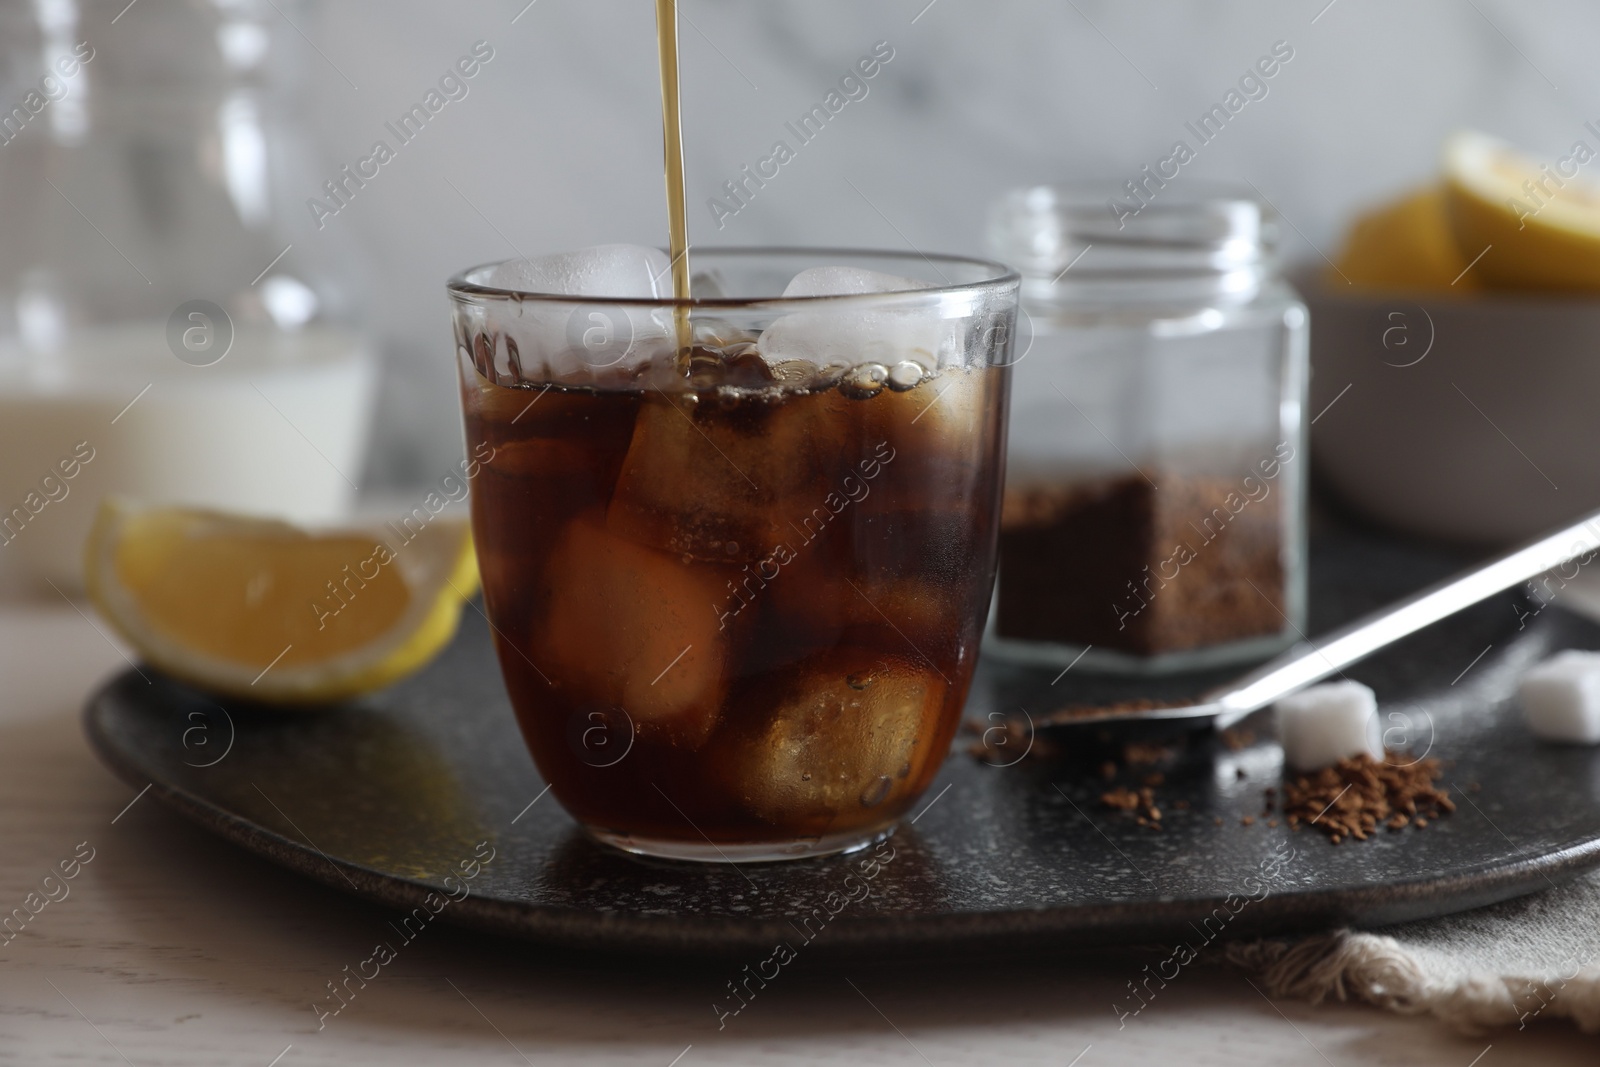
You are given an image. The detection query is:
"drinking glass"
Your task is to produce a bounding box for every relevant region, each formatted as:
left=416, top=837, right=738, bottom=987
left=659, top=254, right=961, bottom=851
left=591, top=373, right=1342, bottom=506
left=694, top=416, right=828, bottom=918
left=449, top=248, right=1018, bottom=861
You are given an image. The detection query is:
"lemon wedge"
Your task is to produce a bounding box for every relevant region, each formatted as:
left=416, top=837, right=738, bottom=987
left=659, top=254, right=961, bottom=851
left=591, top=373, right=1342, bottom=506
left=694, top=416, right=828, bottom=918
left=1333, top=185, right=1477, bottom=292
left=1443, top=129, right=1600, bottom=291
left=85, top=500, right=479, bottom=704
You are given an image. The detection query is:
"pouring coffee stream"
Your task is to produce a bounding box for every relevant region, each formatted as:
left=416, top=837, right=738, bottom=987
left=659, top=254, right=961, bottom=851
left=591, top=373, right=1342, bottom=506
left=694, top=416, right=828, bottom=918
left=654, top=0, right=693, bottom=356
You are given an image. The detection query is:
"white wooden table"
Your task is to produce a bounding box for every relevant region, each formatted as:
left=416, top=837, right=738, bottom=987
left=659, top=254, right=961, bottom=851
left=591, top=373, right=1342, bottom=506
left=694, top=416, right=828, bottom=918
left=2, top=599, right=1594, bottom=1065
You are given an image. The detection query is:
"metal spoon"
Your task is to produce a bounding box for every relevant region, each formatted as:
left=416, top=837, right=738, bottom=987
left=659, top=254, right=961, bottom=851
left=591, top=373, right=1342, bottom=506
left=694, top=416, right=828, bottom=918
left=1044, top=509, right=1600, bottom=732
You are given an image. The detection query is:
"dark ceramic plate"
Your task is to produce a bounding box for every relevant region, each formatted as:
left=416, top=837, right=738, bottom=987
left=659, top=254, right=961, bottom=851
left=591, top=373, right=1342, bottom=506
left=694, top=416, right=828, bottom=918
left=85, top=528, right=1600, bottom=956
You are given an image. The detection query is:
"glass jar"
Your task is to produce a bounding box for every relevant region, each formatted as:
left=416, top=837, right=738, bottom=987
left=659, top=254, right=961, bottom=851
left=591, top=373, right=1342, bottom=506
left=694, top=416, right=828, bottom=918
left=984, top=183, right=1308, bottom=674
left=0, top=0, right=376, bottom=593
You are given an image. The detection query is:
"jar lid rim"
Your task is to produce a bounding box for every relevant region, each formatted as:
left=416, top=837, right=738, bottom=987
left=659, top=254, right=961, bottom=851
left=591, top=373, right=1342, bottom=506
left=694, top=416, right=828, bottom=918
left=988, top=182, right=1279, bottom=283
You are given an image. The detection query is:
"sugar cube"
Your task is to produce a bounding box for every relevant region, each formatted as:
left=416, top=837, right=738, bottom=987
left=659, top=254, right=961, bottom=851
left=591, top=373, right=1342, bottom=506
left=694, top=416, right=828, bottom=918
left=1274, top=681, right=1382, bottom=772
left=1519, top=650, right=1600, bottom=744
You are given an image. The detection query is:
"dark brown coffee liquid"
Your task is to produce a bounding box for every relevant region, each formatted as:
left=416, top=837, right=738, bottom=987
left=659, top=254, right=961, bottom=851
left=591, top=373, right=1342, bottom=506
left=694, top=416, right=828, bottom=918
left=463, top=359, right=1005, bottom=845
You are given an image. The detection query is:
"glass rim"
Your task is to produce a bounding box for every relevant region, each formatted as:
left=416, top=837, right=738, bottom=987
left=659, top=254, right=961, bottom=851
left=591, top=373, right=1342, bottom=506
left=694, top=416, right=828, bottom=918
left=993, top=180, right=1270, bottom=220
left=446, top=245, right=1020, bottom=309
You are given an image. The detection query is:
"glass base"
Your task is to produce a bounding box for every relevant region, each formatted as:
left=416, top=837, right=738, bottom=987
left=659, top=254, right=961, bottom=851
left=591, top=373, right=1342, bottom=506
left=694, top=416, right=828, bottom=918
left=586, top=823, right=895, bottom=864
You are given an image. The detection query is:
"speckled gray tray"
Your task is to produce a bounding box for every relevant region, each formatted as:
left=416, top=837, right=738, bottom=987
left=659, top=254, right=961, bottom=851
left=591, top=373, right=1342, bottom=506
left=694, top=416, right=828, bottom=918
left=84, top=529, right=1600, bottom=956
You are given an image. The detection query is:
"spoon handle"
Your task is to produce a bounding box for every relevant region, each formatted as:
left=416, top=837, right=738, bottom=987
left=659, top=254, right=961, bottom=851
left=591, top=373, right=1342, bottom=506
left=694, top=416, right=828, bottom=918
left=1211, top=511, right=1600, bottom=730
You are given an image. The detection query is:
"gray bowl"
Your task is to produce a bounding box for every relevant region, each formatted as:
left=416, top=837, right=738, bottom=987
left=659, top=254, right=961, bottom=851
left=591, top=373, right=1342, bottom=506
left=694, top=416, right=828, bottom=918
left=1304, top=273, right=1600, bottom=545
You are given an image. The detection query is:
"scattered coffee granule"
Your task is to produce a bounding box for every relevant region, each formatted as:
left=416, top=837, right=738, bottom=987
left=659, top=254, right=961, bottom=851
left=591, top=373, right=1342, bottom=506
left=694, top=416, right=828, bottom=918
left=1100, top=785, right=1163, bottom=830
left=1282, top=753, right=1455, bottom=844
left=1123, top=742, right=1174, bottom=767
left=1101, top=786, right=1141, bottom=811
left=1240, top=815, right=1255, bottom=827
left=1221, top=728, right=1256, bottom=752
left=961, top=715, right=1063, bottom=762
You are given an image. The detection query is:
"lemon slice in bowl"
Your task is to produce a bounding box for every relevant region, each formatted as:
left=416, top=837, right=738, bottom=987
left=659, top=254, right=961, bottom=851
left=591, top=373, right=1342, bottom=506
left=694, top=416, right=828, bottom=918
left=85, top=499, right=480, bottom=705
left=1334, top=185, right=1477, bottom=292
left=1443, top=129, right=1600, bottom=291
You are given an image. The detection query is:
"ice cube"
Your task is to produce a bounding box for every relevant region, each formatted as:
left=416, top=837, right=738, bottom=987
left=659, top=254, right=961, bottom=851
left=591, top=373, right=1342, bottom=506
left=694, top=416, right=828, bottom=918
left=781, top=266, right=932, bottom=298
left=892, top=364, right=986, bottom=440
left=479, top=245, right=676, bottom=383
left=689, top=268, right=729, bottom=299
left=726, top=651, right=946, bottom=823
left=486, top=244, right=673, bottom=298
left=770, top=566, right=955, bottom=655
left=1274, top=681, right=1383, bottom=772
left=539, top=515, right=730, bottom=747
left=1520, top=650, right=1600, bottom=744
left=865, top=365, right=988, bottom=462
left=760, top=266, right=947, bottom=373
left=607, top=388, right=859, bottom=562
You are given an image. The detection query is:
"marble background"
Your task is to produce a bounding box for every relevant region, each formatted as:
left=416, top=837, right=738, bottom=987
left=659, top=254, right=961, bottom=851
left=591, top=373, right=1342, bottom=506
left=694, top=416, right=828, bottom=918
left=57, top=0, right=1600, bottom=485
left=293, top=0, right=1594, bottom=485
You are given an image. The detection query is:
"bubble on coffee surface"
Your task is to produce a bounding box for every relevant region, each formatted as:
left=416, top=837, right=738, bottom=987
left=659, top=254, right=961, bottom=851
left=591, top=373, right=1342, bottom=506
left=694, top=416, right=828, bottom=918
left=840, top=363, right=889, bottom=399
left=887, top=360, right=926, bottom=392
left=691, top=317, right=759, bottom=349
left=766, top=359, right=816, bottom=385
left=637, top=341, right=942, bottom=402
left=812, top=361, right=851, bottom=390
left=679, top=344, right=779, bottom=393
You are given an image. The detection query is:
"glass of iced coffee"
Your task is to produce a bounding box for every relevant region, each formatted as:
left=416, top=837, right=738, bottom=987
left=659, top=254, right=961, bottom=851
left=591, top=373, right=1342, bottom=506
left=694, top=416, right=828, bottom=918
left=449, top=248, right=1018, bottom=861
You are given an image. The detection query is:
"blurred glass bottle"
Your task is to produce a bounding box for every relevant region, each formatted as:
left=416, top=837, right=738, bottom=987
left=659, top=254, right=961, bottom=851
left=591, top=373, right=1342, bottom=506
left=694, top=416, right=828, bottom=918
left=0, top=0, right=376, bottom=592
